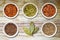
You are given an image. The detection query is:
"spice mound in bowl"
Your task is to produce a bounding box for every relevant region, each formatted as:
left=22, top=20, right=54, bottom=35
left=41, top=22, right=57, bottom=37
left=41, top=3, right=57, bottom=19
left=3, top=23, right=18, bottom=37
left=22, top=3, right=38, bottom=18
left=3, top=3, right=18, bottom=18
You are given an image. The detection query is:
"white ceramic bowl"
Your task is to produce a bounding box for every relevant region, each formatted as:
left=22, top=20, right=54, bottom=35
left=41, top=22, right=57, bottom=37
left=3, top=3, right=19, bottom=19
left=22, top=3, right=38, bottom=19
left=41, top=3, right=57, bottom=19
left=3, top=22, right=18, bottom=37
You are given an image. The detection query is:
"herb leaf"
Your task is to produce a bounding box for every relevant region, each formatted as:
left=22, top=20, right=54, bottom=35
left=23, top=27, right=32, bottom=35
left=23, top=22, right=39, bottom=36
left=33, top=27, right=39, bottom=34
left=29, top=22, right=35, bottom=34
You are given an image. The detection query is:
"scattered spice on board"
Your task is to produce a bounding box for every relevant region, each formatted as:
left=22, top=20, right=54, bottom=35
left=42, top=4, right=56, bottom=17
left=4, top=4, right=17, bottom=17
left=42, top=23, right=55, bottom=35
left=5, top=23, right=17, bottom=36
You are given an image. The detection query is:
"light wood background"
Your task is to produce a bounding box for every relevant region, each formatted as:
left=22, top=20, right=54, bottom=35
left=0, top=0, right=60, bottom=40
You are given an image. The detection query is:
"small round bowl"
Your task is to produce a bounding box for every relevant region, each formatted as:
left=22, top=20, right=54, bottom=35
left=41, top=22, right=57, bottom=37
left=3, top=3, right=19, bottom=19
left=41, top=3, right=57, bottom=19
left=3, top=22, right=18, bottom=37
left=22, top=3, right=38, bottom=19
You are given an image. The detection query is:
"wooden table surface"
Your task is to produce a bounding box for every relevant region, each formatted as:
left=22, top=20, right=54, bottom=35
left=0, top=0, right=60, bottom=40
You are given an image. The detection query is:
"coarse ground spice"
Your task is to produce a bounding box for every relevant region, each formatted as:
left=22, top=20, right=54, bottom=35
left=4, top=4, right=17, bottom=17
left=43, top=23, right=55, bottom=36
left=5, top=23, right=17, bottom=36
left=42, top=4, right=56, bottom=17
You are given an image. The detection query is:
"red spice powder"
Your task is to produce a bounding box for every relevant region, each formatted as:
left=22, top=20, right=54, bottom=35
left=4, top=4, right=17, bottom=17
left=42, top=4, right=56, bottom=17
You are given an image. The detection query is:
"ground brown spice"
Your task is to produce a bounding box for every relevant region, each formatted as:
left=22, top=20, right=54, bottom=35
left=42, top=4, right=56, bottom=17
left=5, top=23, right=17, bottom=36
left=4, top=4, right=17, bottom=17
left=43, top=23, right=55, bottom=35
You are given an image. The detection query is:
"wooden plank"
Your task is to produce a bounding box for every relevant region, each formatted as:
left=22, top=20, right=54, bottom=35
left=0, top=0, right=60, bottom=40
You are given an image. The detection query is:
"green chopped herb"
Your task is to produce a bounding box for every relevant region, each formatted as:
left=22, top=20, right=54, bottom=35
left=24, top=4, right=37, bottom=17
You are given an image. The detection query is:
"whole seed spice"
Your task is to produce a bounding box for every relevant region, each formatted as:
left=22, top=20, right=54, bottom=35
left=4, top=4, right=17, bottom=17
left=5, top=23, right=17, bottom=36
left=42, top=4, right=56, bottom=17
left=43, top=23, right=55, bottom=36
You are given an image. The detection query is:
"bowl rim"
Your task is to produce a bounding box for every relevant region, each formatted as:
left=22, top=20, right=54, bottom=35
left=41, top=3, right=57, bottom=19
left=3, top=3, right=19, bottom=19
left=22, top=3, right=38, bottom=19
left=3, top=22, right=18, bottom=37
left=41, top=22, right=57, bottom=37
